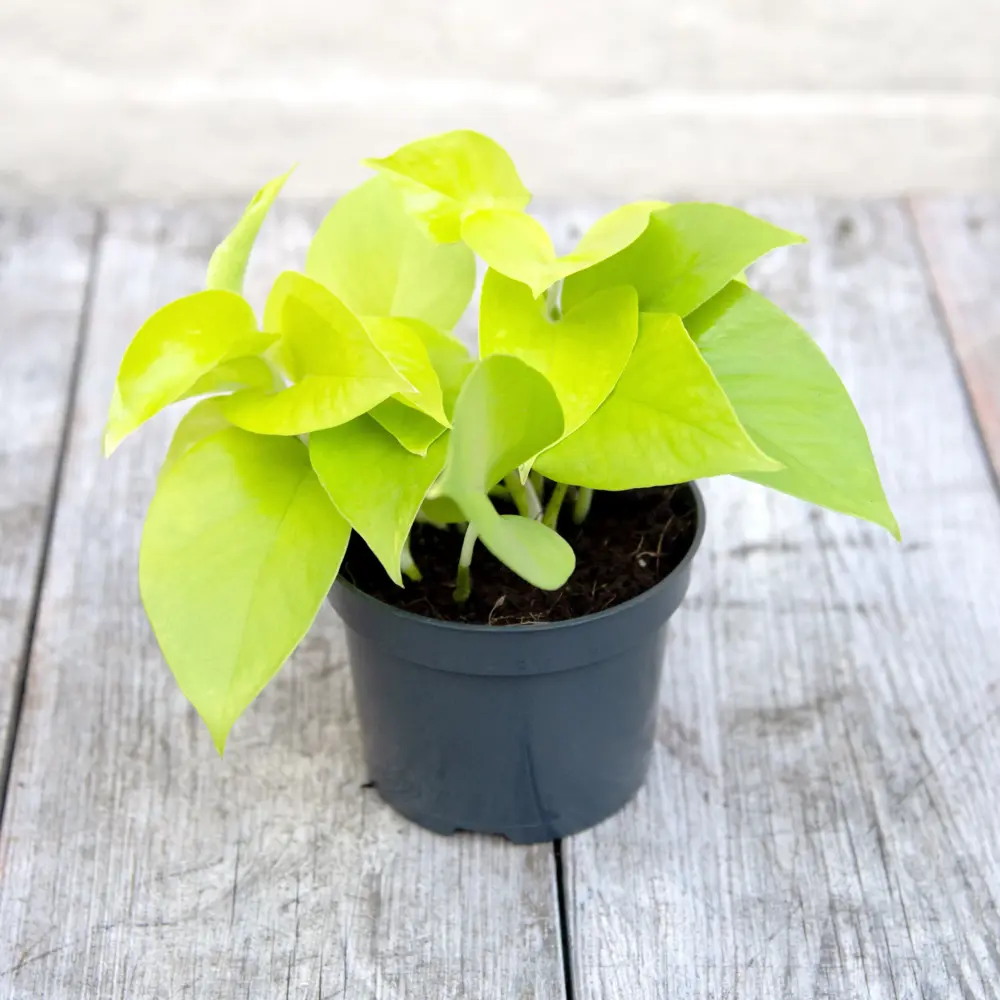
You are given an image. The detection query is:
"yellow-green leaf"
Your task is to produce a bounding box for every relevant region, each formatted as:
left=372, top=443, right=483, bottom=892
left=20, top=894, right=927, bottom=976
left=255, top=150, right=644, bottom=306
left=363, top=316, right=448, bottom=426
left=562, top=203, right=805, bottom=316
left=310, top=417, right=448, bottom=585
left=160, top=397, right=232, bottom=478
left=220, top=272, right=410, bottom=436
left=462, top=201, right=666, bottom=298
left=206, top=168, right=294, bottom=295
left=306, top=176, right=476, bottom=330
left=686, top=281, right=899, bottom=538
left=410, top=323, right=474, bottom=420
left=104, top=290, right=275, bottom=456
left=141, top=428, right=349, bottom=753
left=363, top=130, right=531, bottom=242
left=180, top=356, right=280, bottom=400
left=370, top=398, right=446, bottom=456
left=535, top=312, right=781, bottom=489
left=479, top=268, right=638, bottom=443
left=438, top=355, right=574, bottom=589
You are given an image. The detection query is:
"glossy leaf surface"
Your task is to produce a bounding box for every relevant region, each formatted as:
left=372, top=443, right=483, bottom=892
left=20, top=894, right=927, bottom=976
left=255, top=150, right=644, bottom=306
left=536, top=312, right=781, bottom=489
left=370, top=398, right=446, bottom=456
left=479, top=268, right=638, bottom=442
left=206, top=168, right=294, bottom=295
left=140, top=428, right=349, bottom=752
left=438, top=355, right=574, bottom=589
left=311, top=418, right=448, bottom=585
left=687, top=282, right=899, bottom=537
left=462, top=201, right=665, bottom=298
left=160, top=397, right=231, bottom=477
left=562, top=203, right=804, bottom=316
left=363, top=130, right=531, bottom=242
left=220, top=273, right=409, bottom=435
left=180, top=356, right=279, bottom=400
left=104, top=290, right=274, bottom=455
left=306, top=176, right=476, bottom=330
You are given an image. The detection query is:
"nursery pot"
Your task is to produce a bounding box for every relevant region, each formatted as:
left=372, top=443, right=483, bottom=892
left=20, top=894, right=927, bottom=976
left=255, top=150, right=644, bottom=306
left=329, top=482, right=705, bottom=844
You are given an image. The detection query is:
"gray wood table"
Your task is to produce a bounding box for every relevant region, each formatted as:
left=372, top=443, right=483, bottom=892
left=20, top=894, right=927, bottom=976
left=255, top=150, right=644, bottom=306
left=1, top=198, right=999, bottom=1000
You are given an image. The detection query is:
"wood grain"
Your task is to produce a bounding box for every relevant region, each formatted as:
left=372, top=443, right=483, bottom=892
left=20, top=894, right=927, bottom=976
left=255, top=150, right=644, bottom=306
left=0, top=205, right=566, bottom=1000
left=559, top=200, right=1000, bottom=998
left=911, top=198, right=1000, bottom=484
left=0, top=208, right=97, bottom=794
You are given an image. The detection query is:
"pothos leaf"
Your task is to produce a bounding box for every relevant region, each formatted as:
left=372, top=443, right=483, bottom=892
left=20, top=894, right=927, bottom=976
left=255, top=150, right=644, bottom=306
left=479, top=268, right=638, bottom=443
left=104, top=290, right=275, bottom=456
left=206, top=168, right=294, bottom=295
left=437, top=355, right=575, bottom=589
left=219, top=272, right=410, bottom=436
left=562, top=203, right=805, bottom=316
left=462, top=201, right=667, bottom=298
left=310, top=417, right=449, bottom=585
left=686, top=281, right=899, bottom=538
left=363, top=130, right=531, bottom=242
left=306, top=176, right=476, bottom=330
left=141, top=428, right=349, bottom=753
left=535, top=312, right=782, bottom=489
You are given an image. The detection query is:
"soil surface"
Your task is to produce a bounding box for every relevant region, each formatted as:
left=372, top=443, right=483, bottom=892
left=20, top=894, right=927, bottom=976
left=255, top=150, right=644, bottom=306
left=340, top=484, right=700, bottom=626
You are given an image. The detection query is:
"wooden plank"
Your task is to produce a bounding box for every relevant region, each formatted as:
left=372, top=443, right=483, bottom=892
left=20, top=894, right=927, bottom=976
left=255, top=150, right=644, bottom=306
left=911, top=197, right=1000, bottom=483
left=560, top=199, right=1000, bottom=999
left=0, top=204, right=567, bottom=1000
left=0, top=207, right=97, bottom=793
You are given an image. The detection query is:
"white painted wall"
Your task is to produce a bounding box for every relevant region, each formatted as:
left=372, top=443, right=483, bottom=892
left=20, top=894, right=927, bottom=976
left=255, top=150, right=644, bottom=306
left=1, top=0, right=998, bottom=199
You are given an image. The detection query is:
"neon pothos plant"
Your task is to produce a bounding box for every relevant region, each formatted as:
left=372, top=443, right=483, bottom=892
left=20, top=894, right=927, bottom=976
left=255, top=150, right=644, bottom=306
left=106, top=130, right=897, bottom=752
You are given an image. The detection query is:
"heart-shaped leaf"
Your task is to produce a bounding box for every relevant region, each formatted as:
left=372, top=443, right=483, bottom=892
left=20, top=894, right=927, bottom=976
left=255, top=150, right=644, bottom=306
left=141, top=428, right=350, bottom=753
left=479, top=268, right=638, bottom=442
left=535, top=312, right=781, bottom=489
left=686, top=281, right=899, bottom=538
left=310, top=417, right=448, bottom=585
left=206, top=168, right=294, bottom=295
left=220, top=272, right=410, bottom=436
left=438, top=355, right=575, bottom=589
left=160, top=397, right=232, bottom=478
left=104, top=290, right=275, bottom=455
left=462, top=201, right=666, bottom=298
left=180, top=356, right=280, bottom=400
left=363, top=130, right=531, bottom=242
left=363, top=316, right=449, bottom=426
left=306, top=176, right=476, bottom=330
left=562, top=203, right=805, bottom=316
left=370, top=399, right=446, bottom=456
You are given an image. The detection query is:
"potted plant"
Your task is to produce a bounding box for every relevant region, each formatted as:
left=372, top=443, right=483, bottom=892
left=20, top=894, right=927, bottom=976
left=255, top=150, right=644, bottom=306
left=105, top=130, right=897, bottom=843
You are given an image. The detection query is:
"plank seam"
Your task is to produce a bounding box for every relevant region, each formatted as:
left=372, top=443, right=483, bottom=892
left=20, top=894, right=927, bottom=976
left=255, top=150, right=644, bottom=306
left=0, top=208, right=106, bottom=829
left=905, top=196, right=1000, bottom=500
left=554, top=838, right=576, bottom=1000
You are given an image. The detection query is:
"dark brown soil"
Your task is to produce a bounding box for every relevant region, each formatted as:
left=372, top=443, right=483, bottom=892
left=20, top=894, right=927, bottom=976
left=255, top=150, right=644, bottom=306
left=340, top=484, right=699, bottom=626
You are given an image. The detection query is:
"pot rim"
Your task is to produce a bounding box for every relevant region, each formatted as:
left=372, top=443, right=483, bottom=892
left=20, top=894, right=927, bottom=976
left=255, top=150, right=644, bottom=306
left=334, top=481, right=706, bottom=635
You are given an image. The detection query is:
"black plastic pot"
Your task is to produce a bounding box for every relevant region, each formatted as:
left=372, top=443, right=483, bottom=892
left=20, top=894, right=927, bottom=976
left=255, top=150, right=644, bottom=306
left=329, top=482, right=705, bottom=844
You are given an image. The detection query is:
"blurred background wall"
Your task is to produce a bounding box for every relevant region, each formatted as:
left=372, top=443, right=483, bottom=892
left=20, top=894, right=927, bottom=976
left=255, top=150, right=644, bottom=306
left=1, top=0, right=997, bottom=200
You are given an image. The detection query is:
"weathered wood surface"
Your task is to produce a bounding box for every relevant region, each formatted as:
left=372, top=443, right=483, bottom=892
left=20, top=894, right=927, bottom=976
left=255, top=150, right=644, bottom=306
left=911, top=198, right=1000, bottom=484
left=0, top=205, right=566, bottom=1000
left=559, top=200, right=1000, bottom=998
left=0, top=208, right=97, bottom=794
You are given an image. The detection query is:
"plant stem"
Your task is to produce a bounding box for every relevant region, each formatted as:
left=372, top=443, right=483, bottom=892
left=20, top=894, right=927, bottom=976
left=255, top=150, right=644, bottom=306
left=542, top=481, right=569, bottom=529
left=504, top=473, right=531, bottom=517
left=453, top=523, right=479, bottom=603
left=524, top=477, right=543, bottom=519
left=573, top=486, right=594, bottom=524
left=400, top=536, right=422, bottom=582
left=545, top=280, right=563, bottom=321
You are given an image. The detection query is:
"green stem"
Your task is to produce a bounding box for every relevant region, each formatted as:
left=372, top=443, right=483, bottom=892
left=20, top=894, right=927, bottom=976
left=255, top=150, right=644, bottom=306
left=400, top=536, right=422, bottom=582
left=573, top=487, right=594, bottom=525
left=542, top=481, right=569, bottom=529
left=453, top=523, right=479, bottom=603
left=504, top=473, right=531, bottom=517
left=545, top=280, right=563, bottom=321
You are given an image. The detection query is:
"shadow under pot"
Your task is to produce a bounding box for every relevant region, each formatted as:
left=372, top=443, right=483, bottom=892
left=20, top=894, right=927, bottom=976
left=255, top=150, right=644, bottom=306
left=328, top=481, right=706, bottom=844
